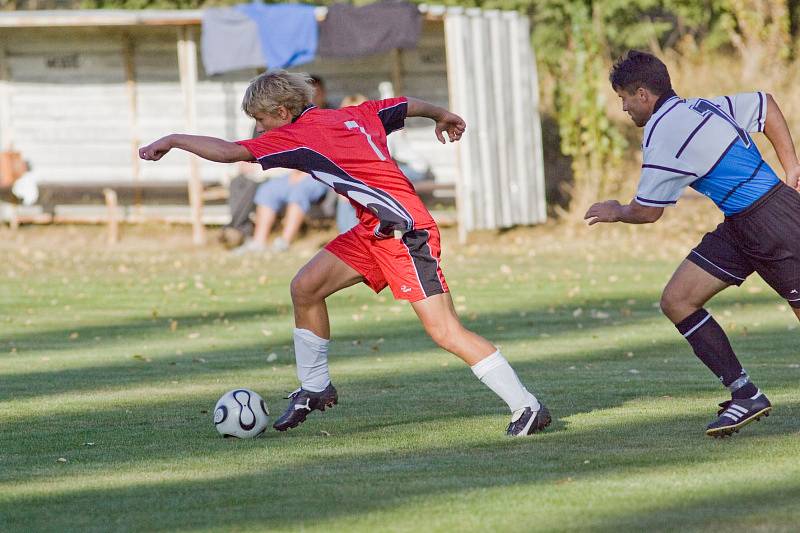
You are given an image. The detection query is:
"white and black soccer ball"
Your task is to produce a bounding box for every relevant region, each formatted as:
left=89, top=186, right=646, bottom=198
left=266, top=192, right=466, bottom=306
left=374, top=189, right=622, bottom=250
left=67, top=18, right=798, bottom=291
left=213, top=389, right=270, bottom=438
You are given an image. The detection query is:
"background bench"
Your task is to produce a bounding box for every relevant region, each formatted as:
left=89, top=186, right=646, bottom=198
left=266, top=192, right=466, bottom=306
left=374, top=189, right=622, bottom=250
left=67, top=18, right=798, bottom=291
left=18, top=179, right=456, bottom=244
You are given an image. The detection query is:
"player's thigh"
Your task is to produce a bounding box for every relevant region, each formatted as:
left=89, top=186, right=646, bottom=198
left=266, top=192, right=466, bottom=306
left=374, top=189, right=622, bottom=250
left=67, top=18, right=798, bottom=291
left=733, top=185, right=800, bottom=311
left=291, top=249, right=364, bottom=302
left=661, top=259, right=730, bottom=319
left=410, top=292, right=459, bottom=333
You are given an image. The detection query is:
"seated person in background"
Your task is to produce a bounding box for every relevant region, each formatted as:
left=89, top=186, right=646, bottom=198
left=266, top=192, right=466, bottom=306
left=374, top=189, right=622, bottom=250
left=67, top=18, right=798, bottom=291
left=234, top=168, right=328, bottom=254
left=220, top=161, right=263, bottom=249
left=1, top=158, right=38, bottom=207
left=309, top=75, right=333, bottom=109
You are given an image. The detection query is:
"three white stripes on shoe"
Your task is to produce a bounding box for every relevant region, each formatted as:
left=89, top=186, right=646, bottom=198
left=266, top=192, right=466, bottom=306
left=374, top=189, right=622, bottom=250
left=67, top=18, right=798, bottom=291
left=721, top=403, right=749, bottom=422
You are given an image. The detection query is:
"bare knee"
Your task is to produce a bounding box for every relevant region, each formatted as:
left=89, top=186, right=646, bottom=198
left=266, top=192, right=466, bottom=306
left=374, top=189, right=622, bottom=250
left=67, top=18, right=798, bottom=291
left=424, top=319, right=463, bottom=351
left=290, top=271, right=321, bottom=307
left=660, top=287, right=699, bottom=323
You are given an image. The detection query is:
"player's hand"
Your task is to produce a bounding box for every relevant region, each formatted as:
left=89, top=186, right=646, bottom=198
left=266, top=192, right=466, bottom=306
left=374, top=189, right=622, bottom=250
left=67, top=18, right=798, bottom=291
left=435, top=112, right=466, bottom=144
left=584, top=200, right=622, bottom=225
left=139, top=136, right=173, bottom=161
left=786, top=165, right=800, bottom=192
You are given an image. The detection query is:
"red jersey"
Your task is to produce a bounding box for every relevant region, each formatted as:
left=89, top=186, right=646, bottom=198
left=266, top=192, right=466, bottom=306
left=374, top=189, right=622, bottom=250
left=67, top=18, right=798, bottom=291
left=236, top=97, right=436, bottom=237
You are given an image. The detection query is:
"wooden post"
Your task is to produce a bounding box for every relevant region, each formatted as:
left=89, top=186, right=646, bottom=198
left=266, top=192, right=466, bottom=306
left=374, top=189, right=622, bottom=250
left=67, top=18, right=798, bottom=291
left=8, top=204, right=18, bottom=230
left=177, top=26, right=205, bottom=245
left=0, top=43, right=10, bottom=152
left=390, top=48, right=404, bottom=96
left=123, top=33, right=142, bottom=209
left=103, top=188, right=119, bottom=244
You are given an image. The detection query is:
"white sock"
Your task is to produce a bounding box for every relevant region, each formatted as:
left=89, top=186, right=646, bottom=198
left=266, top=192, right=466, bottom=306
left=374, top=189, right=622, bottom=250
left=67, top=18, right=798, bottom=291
left=471, top=350, right=538, bottom=413
left=293, top=328, right=331, bottom=392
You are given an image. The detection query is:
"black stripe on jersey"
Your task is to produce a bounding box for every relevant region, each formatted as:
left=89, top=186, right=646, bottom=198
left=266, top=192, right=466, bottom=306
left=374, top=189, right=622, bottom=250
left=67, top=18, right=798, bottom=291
left=258, top=146, right=414, bottom=231
left=645, top=98, right=683, bottom=147
left=402, top=230, right=444, bottom=298
left=719, top=159, right=764, bottom=210
left=642, top=164, right=697, bottom=177
left=676, top=113, right=713, bottom=158
left=757, top=92, right=765, bottom=131
left=724, top=96, right=735, bottom=118
left=377, top=102, right=408, bottom=135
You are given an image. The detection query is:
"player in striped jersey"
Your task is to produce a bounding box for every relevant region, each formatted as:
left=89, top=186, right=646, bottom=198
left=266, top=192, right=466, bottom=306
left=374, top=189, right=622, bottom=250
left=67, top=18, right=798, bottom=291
left=585, top=50, right=800, bottom=438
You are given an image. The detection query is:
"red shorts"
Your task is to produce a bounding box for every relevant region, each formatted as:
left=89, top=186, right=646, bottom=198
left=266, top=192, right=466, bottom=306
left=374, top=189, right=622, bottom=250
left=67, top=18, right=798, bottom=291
left=325, top=224, right=449, bottom=302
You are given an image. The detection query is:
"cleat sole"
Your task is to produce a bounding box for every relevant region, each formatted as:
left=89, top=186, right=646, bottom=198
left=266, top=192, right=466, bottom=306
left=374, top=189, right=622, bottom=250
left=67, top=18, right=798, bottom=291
left=706, top=406, right=772, bottom=438
left=530, top=406, right=552, bottom=434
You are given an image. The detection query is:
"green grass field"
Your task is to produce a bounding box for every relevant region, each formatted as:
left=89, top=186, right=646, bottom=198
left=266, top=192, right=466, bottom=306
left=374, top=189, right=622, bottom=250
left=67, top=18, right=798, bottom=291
left=1, top=206, right=799, bottom=532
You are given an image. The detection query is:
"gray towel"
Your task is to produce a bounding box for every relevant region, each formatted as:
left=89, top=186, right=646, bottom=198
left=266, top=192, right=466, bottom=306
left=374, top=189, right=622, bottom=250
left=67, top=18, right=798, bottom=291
left=201, top=7, right=266, bottom=76
left=319, top=2, right=421, bottom=58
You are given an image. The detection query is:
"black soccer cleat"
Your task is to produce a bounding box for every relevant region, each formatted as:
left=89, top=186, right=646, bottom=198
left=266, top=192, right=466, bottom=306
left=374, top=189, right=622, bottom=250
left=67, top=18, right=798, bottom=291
left=506, top=403, right=551, bottom=437
left=273, top=382, right=338, bottom=432
left=706, top=394, right=772, bottom=438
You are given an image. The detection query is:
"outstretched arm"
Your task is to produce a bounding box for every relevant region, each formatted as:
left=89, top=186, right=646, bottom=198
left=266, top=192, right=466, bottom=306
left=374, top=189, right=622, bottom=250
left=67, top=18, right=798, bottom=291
left=139, top=134, right=253, bottom=163
left=405, top=97, right=466, bottom=144
left=763, top=94, right=800, bottom=190
left=584, top=199, right=663, bottom=225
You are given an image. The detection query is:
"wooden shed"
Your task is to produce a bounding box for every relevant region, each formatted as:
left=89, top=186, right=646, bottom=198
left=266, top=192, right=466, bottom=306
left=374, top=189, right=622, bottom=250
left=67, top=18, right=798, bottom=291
left=0, top=6, right=545, bottom=242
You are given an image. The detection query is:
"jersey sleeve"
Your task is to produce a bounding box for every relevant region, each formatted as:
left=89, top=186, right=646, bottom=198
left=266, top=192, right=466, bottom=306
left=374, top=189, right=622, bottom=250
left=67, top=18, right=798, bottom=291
left=356, top=97, right=409, bottom=135
left=709, top=92, right=767, bottom=133
left=235, top=131, right=297, bottom=169
left=635, top=143, right=698, bottom=207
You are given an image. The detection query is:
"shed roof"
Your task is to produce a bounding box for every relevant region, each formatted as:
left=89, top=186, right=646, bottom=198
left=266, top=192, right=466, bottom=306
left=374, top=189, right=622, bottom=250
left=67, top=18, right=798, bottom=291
left=0, top=5, right=450, bottom=28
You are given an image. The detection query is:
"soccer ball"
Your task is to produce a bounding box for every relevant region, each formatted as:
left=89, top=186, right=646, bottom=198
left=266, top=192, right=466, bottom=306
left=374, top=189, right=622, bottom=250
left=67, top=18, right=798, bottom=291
left=213, top=389, right=270, bottom=438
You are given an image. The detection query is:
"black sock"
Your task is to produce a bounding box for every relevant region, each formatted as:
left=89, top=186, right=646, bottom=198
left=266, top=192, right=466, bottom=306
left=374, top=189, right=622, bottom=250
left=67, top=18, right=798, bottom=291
left=675, top=309, right=757, bottom=398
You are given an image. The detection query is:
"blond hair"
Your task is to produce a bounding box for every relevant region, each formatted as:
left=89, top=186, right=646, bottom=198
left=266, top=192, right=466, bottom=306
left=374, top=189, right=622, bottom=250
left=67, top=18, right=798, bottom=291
left=241, top=70, right=314, bottom=118
left=339, top=93, right=368, bottom=108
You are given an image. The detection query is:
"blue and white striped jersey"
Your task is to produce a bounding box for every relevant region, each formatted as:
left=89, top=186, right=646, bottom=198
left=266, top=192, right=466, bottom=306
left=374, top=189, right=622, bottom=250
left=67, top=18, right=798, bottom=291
left=635, top=91, right=780, bottom=216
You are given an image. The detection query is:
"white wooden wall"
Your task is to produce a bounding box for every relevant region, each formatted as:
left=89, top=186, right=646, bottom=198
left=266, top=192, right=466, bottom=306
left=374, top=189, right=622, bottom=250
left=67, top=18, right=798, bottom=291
left=445, top=8, right=547, bottom=238
left=0, top=21, right=457, bottom=186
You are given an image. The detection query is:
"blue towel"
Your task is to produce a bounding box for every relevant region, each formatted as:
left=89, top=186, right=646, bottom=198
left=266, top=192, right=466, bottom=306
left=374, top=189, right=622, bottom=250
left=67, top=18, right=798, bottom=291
left=237, top=3, right=318, bottom=69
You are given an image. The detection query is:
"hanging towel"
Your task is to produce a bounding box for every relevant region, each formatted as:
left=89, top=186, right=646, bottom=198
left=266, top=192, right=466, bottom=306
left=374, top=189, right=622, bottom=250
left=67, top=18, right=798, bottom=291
left=236, top=3, right=318, bottom=69
left=201, top=7, right=266, bottom=76
left=319, top=2, right=421, bottom=58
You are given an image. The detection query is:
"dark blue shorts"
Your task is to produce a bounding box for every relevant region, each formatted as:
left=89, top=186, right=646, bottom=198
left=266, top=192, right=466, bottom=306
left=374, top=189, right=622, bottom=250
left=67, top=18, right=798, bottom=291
left=688, top=182, right=800, bottom=308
